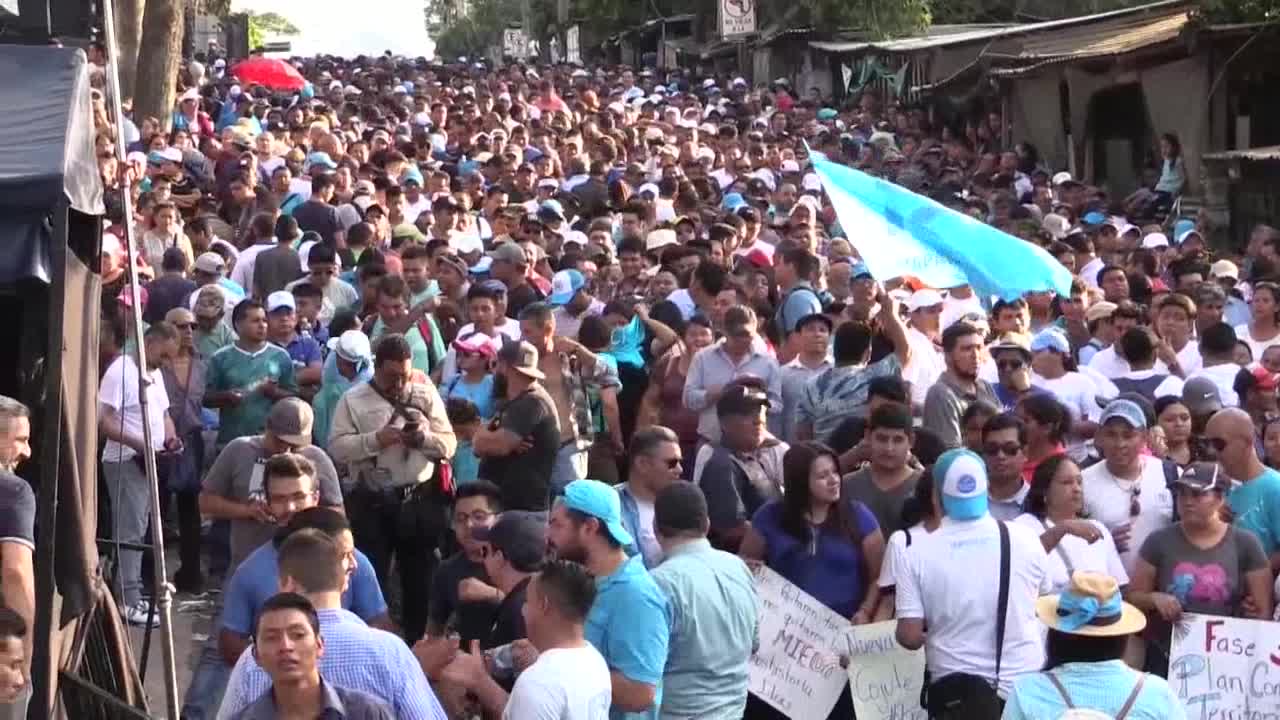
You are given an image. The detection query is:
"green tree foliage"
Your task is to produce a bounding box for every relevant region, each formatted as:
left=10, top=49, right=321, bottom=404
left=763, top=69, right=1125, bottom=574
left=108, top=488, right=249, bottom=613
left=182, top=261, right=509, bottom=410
left=1198, top=0, right=1280, bottom=21
left=246, top=11, right=300, bottom=49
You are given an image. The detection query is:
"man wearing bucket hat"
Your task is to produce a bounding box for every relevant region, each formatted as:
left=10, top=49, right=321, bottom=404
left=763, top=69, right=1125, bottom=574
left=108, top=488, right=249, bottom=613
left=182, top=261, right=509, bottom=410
left=547, top=479, right=670, bottom=720
left=1003, top=572, right=1180, bottom=719
left=896, top=448, right=1050, bottom=719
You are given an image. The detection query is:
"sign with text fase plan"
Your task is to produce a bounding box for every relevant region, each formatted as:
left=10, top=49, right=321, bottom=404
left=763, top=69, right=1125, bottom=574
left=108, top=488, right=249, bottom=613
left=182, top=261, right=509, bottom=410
left=749, top=566, right=848, bottom=718
left=1169, top=613, right=1280, bottom=719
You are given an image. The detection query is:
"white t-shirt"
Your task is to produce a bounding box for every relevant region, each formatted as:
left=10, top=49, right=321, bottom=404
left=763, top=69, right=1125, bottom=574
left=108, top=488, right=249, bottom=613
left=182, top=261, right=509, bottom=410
left=902, top=327, right=944, bottom=407
left=1087, top=345, right=1169, bottom=380
left=403, top=197, right=431, bottom=224
left=896, top=515, right=1051, bottom=696
left=877, top=523, right=932, bottom=589
left=1175, top=340, right=1203, bottom=375
left=1011, top=514, right=1129, bottom=595
left=438, top=319, right=522, bottom=384
left=634, top=495, right=662, bottom=568
left=1185, top=363, right=1242, bottom=407
left=941, top=292, right=984, bottom=331
left=100, top=355, right=170, bottom=463
left=503, top=645, right=612, bottom=720
left=1081, top=456, right=1175, bottom=575
left=229, top=243, right=273, bottom=292
left=1235, top=324, right=1280, bottom=365
left=1032, top=371, right=1100, bottom=460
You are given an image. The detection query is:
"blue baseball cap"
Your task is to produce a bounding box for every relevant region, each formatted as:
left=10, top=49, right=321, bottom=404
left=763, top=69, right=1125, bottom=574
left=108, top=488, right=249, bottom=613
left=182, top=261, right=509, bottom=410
left=563, top=480, right=633, bottom=546
left=305, top=151, right=338, bottom=171
left=1030, top=327, right=1071, bottom=355
left=722, top=192, right=747, bottom=212
left=548, top=269, right=585, bottom=306
left=849, top=261, right=873, bottom=280
left=1082, top=211, right=1107, bottom=226
left=1099, top=398, right=1148, bottom=430
left=934, top=449, right=989, bottom=521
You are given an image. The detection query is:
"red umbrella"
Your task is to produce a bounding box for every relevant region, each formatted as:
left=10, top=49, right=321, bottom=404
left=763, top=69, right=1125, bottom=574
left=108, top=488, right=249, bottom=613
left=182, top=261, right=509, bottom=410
left=230, top=57, right=307, bottom=91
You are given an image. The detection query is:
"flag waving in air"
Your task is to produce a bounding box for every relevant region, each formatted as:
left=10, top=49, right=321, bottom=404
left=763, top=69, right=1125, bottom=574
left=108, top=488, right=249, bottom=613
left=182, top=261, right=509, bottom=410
left=809, top=152, right=1073, bottom=301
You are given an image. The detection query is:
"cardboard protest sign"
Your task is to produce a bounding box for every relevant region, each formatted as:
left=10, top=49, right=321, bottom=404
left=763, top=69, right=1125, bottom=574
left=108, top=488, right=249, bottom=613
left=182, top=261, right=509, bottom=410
left=748, top=566, right=850, bottom=719
left=843, top=621, right=927, bottom=720
left=1168, top=613, right=1280, bottom=718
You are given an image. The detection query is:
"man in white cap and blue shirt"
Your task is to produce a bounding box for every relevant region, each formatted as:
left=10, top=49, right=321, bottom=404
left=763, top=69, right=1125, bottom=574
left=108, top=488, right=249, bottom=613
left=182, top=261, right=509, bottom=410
left=895, top=448, right=1051, bottom=718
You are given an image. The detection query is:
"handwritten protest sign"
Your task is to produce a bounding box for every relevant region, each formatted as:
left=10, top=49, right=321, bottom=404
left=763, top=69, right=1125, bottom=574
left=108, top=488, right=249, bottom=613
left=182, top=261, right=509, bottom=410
left=843, top=621, right=926, bottom=720
left=1169, top=613, right=1280, bottom=719
left=748, top=566, right=849, bottom=719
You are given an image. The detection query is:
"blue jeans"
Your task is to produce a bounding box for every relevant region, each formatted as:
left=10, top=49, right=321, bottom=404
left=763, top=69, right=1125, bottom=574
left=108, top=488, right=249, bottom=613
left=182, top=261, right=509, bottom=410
left=180, top=614, right=230, bottom=719
left=550, top=444, right=588, bottom=497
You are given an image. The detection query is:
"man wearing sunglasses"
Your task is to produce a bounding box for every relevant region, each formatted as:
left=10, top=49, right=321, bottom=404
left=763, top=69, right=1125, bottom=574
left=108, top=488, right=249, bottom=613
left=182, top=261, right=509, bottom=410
left=990, top=335, right=1035, bottom=412
left=614, top=426, right=685, bottom=569
left=981, top=413, right=1031, bottom=521
left=1206, top=408, right=1280, bottom=574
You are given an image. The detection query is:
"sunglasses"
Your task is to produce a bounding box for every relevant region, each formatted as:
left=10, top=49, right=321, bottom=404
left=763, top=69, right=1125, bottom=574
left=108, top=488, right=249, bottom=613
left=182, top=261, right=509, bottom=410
left=983, top=442, right=1021, bottom=457
left=996, top=359, right=1025, bottom=371
left=1128, top=486, right=1142, bottom=517
left=656, top=457, right=682, bottom=469
left=1206, top=437, right=1228, bottom=453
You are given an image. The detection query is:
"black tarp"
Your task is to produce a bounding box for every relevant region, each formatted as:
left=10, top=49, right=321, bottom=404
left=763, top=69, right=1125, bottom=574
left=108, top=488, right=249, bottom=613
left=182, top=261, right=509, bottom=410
left=0, top=44, right=103, bottom=284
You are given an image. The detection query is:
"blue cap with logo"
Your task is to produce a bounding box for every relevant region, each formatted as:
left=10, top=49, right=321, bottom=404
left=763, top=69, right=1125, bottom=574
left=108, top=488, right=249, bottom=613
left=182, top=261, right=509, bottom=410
left=934, top=448, right=990, bottom=521
left=563, top=479, right=634, bottom=546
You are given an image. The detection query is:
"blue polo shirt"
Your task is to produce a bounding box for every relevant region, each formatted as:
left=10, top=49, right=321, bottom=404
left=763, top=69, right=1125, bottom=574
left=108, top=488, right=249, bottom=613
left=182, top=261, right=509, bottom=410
left=219, top=540, right=388, bottom=638
left=585, top=554, right=671, bottom=720
left=278, top=333, right=323, bottom=370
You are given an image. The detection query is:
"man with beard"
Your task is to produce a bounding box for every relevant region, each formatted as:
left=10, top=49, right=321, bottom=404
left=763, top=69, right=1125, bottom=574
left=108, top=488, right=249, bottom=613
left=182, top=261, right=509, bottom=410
left=473, top=341, right=561, bottom=512
left=546, top=480, right=670, bottom=719
left=0, top=397, right=33, bottom=718
left=922, top=322, right=1000, bottom=448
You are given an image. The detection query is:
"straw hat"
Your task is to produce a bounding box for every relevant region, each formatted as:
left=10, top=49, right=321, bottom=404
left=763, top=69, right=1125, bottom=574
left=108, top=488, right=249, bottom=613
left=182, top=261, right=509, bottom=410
left=1036, top=572, right=1146, bottom=637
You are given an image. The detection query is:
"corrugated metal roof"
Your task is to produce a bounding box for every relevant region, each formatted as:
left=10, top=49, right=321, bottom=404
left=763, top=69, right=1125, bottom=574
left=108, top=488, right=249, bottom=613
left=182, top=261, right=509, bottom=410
left=1203, top=146, right=1280, bottom=161
left=988, top=9, right=1188, bottom=60
left=809, top=0, right=1186, bottom=54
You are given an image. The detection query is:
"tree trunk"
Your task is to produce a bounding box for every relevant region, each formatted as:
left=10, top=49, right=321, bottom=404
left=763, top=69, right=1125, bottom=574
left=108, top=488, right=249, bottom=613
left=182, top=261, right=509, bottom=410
left=115, top=0, right=147, bottom=100
left=134, top=0, right=186, bottom=133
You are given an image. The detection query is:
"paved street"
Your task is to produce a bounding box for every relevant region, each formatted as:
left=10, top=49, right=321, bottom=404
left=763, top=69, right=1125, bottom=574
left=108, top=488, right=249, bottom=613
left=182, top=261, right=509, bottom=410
left=124, top=547, right=206, bottom=719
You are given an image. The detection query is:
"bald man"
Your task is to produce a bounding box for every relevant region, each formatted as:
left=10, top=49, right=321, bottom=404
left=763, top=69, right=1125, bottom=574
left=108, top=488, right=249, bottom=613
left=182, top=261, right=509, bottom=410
left=1206, top=408, right=1280, bottom=572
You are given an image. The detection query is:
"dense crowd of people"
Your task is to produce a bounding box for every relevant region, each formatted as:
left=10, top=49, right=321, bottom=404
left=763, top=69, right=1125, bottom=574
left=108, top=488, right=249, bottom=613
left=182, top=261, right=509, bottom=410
left=50, top=44, right=1280, bottom=719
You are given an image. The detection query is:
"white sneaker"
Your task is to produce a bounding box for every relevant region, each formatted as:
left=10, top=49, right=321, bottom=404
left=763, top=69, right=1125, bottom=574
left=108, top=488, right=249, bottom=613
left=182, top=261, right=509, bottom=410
left=123, top=600, right=159, bottom=628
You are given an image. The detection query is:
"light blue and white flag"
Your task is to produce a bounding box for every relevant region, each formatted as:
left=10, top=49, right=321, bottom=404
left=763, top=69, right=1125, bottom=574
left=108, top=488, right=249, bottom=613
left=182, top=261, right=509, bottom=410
left=810, top=153, right=1072, bottom=300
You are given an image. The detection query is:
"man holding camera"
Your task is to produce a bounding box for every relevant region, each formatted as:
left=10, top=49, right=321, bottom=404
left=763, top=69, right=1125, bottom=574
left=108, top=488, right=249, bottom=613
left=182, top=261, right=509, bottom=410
left=329, top=333, right=457, bottom=644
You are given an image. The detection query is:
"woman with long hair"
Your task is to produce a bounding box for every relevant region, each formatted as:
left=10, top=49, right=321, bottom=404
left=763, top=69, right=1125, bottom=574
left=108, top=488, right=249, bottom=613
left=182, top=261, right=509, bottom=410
left=1236, top=281, right=1280, bottom=361
left=739, top=441, right=884, bottom=719
left=1153, top=396, right=1196, bottom=467
left=1014, top=454, right=1127, bottom=594
left=1128, top=462, right=1272, bottom=674
left=1016, top=393, right=1070, bottom=483
left=1003, top=573, right=1180, bottom=718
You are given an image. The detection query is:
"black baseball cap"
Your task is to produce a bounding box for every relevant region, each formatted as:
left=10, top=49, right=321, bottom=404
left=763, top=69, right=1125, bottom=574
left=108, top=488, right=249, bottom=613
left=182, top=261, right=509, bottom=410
left=473, top=511, right=547, bottom=572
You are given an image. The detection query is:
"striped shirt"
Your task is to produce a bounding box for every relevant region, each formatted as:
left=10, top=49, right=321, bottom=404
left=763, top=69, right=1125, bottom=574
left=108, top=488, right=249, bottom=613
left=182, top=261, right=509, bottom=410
left=216, top=608, right=447, bottom=720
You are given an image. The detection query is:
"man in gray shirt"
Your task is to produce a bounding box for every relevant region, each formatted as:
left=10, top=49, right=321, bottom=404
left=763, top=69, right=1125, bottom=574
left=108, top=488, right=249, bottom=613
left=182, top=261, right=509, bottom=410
left=198, top=398, right=343, bottom=571
left=683, top=306, right=782, bottom=443
left=923, top=322, right=1000, bottom=448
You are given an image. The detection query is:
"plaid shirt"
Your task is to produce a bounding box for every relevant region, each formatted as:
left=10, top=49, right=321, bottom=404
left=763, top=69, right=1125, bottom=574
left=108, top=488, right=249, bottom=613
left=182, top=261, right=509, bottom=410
left=216, top=608, right=446, bottom=720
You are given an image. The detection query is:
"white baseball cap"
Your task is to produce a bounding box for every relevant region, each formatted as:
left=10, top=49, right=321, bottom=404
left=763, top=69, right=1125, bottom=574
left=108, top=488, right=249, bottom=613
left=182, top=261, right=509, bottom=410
left=327, top=330, right=373, bottom=364
left=1051, top=171, right=1075, bottom=186
left=906, top=289, right=944, bottom=312
left=1141, top=232, right=1170, bottom=249
left=266, top=291, right=295, bottom=314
